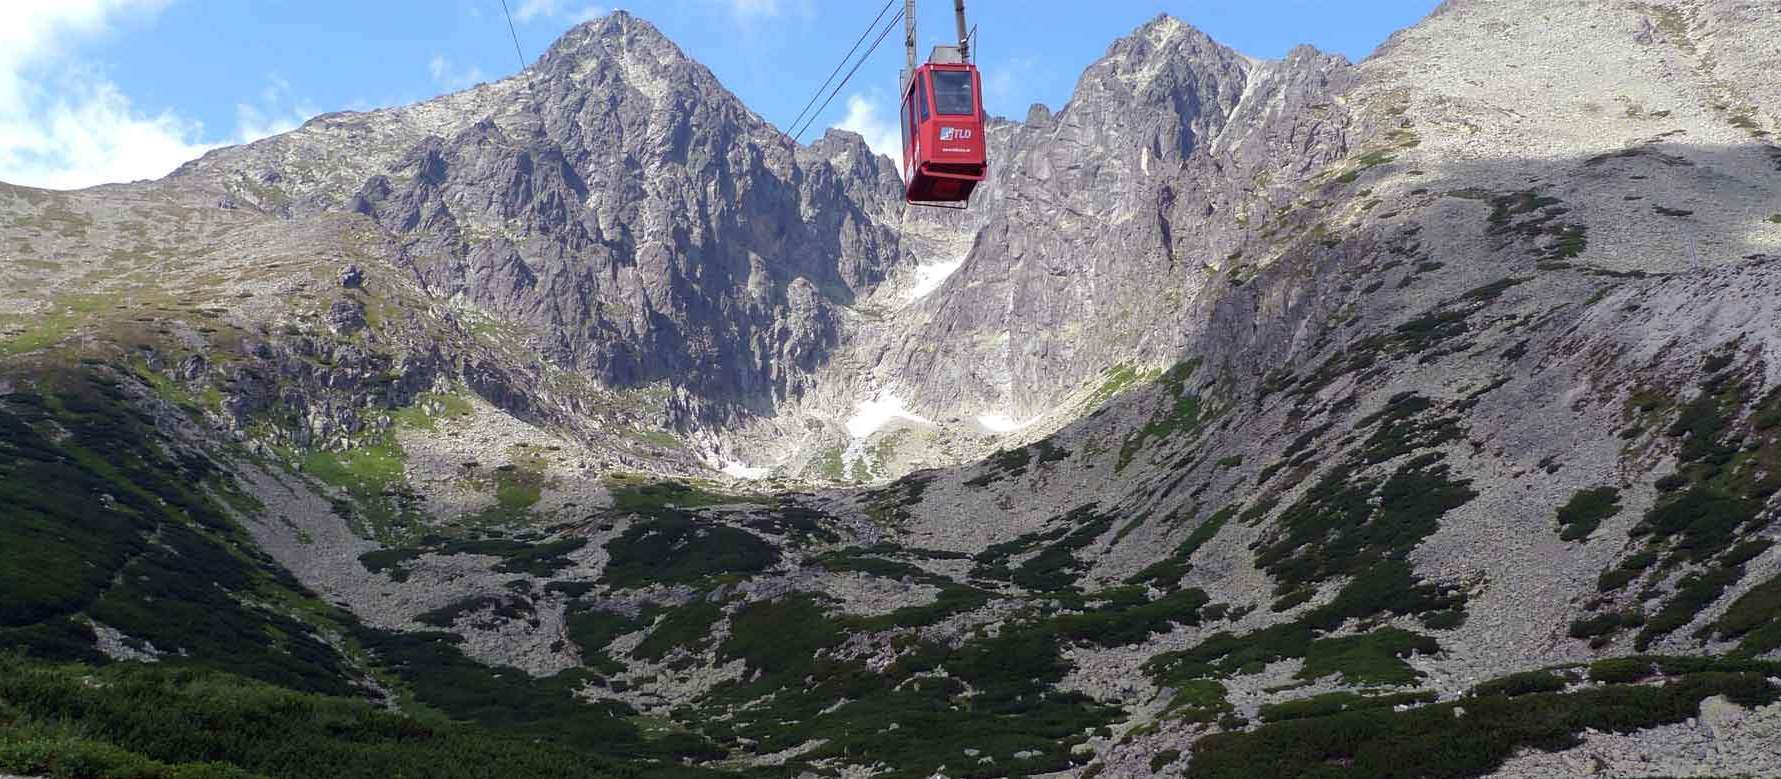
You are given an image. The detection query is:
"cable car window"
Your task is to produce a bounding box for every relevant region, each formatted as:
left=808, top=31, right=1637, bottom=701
left=932, top=70, right=975, bottom=115
left=901, top=92, right=912, bottom=152
left=917, top=76, right=929, bottom=123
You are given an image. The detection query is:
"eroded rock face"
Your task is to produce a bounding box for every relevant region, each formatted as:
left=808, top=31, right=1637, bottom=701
left=170, top=12, right=1366, bottom=435
left=875, top=21, right=1357, bottom=417
left=184, top=12, right=905, bottom=426
left=353, top=23, right=900, bottom=423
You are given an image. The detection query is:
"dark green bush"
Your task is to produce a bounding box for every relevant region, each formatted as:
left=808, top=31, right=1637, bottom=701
left=1259, top=690, right=1434, bottom=723
left=0, top=655, right=718, bottom=779
left=1704, top=573, right=1781, bottom=656
left=1470, top=670, right=1567, bottom=698
left=602, top=513, right=778, bottom=588
left=1185, top=670, right=1776, bottom=779
left=1150, top=749, right=1181, bottom=772
left=1588, top=657, right=1654, bottom=684
left=1555, top=487, right=1620, bottom=541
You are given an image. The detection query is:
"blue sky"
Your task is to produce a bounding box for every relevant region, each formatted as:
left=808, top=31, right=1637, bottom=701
left=0, top=0, right=1439, bottom=190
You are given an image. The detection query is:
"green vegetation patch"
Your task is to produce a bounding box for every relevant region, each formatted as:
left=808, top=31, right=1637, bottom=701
left=1555, top=487, right=1621, bottom=541
left=1298, top=628, right=1440, bottom=686
left=0, top=648, right=733, bottom=777
left=698, top=594, right=1118, bottom=778
left=563, top=607, right=646, bottom=675
left=1185, top=670, right=1776, bottom=779
left=415, top=596, right=534, bottom=630
left=1126, top=505, right=1236, bottom=589
left=632, top=600, right=724, bottom=663
left=970, top=504, right=1115, bottom=592
left=860, top=471, right=935, bottom=526
left=358, top=536, right=586, bottom=581
left=1470, top=669, right=1568, bottom=698
left=1116, top=359, right=1211, bottom=472
left=0, top=654, right=714, bottom=779
left=1460, top=277, right=1530, bottom=303
left=1160, top=679, right=1232, bottom=723
left=813, top=547, right=993, bottom=631
left=1258, top=690, right=1435, bottom=723
left=602, top=512, right=779, bottom=588
left=387, top=391, right=474, bottom=432
left=1082, top=362, right=1160, bottom=412
left=0, top=727, right=259, bottom=779
left=1586, top=655, right=1781, bottom=683
left=1584, top=374, right=1781, bottom=649
left=461, top=459, right=551, bottom=526
left=1256, top=452, right=1476, bottom=593
left=1475, top=189, right=1589, bottom=263
left=607, top=477, right=772, bottom=513
left=1147, top=447, right=1475, bottom=688
left=1702, top=572, right=1781, bottom=656
left=300, top=435, right=424, bottom=543
left=964, top=439, right=1070, bottom=486
left=0, top=373, right=355, bottom=695
left=0, top=294, right=115, bottom=359
left=354, top=629, right=680, bottom=758
left=1332, top=149, right=1397, bottom=184
left=1043, top=586, right=1213, bottom=648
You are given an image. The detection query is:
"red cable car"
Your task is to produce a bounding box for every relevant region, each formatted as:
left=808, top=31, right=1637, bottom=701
left=899, top=1, right=985, bottom=207
left=901, top=61, right=985, bottom=205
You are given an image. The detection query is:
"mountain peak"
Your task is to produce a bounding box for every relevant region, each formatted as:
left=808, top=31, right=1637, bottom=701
left=1122, top=13, right=1226, bottom=57
left=536, top=9, right=684, bottom=72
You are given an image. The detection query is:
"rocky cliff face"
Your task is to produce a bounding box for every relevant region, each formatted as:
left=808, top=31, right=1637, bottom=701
left=871, top=20, right=1355, bottom=420
left=4, top=2, right=1781, bottom=778
left=181, top=12, right=908, bottom=426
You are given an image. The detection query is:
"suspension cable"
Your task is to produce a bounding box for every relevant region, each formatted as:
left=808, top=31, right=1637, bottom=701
left=791, top=6, right=905, bottom=143
left=495, top=0, right=549, bottom=120
left=497, top=0, right=528, bottom=70
left=784, top=0, right=898, bottom=139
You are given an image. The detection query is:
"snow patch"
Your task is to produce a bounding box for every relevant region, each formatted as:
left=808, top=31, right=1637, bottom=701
left=845, top=392, right=932, bottom=438
left=908, top=256, right=966, bottom=301
left=721, top=460, right=772, bottom=480
left=977, top=413, right=1036, bottom=433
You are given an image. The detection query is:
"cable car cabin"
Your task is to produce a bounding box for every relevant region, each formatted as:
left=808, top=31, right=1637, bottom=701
left=900, top=58, right=986, bottom=206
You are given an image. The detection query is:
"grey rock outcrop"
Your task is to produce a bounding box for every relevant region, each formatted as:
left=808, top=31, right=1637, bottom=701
left=874, top=20, right=1356, bottom=417
left=183, top=13, right=907, bottom=427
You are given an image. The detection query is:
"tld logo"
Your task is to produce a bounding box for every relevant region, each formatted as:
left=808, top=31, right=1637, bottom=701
left=939, top=127, right=972, bottom=141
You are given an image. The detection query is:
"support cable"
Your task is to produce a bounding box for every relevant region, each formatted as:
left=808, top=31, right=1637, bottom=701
left=784, top=0, right=898, bottom=139
left=791, top=6, right=905, bottom=142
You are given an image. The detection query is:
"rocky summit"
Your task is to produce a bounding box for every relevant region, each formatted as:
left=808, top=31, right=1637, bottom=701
left=3, top=1, right=1781, bottom=777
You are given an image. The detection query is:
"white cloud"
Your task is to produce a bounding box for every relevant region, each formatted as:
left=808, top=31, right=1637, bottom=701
left=835, top=93, right=902, bottom=172
left=236, top=73, right=311, bottom=141
left=0, top=0, right=312, bottom=190
left=428, top=55, right=488, bottom=91
left=984, top=55, right=1041, bottom=117
left=513, top=0, right=556, bottom=22
left=729, top=0, right=779, bottom=16
left=514, top=0, right=605, bottom=23
left=234, top=101, right=304, bottom=144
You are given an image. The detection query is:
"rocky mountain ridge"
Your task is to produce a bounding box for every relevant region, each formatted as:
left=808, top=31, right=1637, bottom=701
left=180, top=11, right=908, bottom=430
